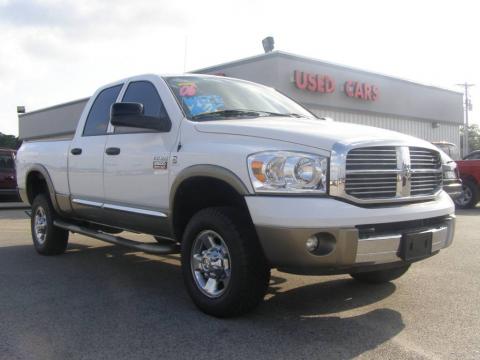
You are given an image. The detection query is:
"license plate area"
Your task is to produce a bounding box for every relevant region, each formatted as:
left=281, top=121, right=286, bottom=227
left=399, top=231, right=432, bottom=261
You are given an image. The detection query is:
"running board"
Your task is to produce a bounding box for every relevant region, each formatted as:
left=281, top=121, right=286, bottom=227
left=53, top=219, right=179, bottom=255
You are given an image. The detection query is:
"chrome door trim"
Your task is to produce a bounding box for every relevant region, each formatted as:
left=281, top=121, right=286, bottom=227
left=72, top=198, right=167, bottom=218
left=72, top=198, right=103, bottom=207
left=103, top=203, right=167, bottom=218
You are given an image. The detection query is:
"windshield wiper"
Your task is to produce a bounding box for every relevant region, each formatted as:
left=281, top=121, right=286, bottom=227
left=191, top=109, right=314, bottom=120
left=255, top=111, right=313, bottom=119
left=191, top=109, right=262, bottom=120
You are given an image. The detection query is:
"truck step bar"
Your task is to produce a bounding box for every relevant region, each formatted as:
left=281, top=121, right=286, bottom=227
left=53, top=219, right=180, bottom=255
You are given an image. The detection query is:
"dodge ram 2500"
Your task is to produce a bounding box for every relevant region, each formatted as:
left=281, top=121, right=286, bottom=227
left=17, top=74, right=455, bottom=317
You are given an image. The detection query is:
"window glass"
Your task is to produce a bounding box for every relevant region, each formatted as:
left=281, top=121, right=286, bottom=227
left=114, top=81, right=168, bottom=134
left=122, top=81, right=167, bottom=118
left=83, top=85, right=122, bottom=136
left=0, top=154, right=14, bottom=170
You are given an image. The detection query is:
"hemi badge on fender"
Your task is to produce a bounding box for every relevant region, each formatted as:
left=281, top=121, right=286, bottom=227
left=153, top=156, right=168, bottom=170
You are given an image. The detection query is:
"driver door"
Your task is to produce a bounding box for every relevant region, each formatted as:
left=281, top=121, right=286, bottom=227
left=102, top=79, right=176, bottom=236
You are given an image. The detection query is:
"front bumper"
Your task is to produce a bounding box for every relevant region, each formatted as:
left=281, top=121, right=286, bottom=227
left=246, top=191, right=455, bottom=274
left=443, top=180, right=462, bottom=200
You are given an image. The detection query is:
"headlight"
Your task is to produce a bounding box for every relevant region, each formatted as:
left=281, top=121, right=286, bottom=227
left=443, top=162, right=459, bottom=180
left=443, top=170, right=457, bottom=180
left=247, top=151, right=328, bottom=193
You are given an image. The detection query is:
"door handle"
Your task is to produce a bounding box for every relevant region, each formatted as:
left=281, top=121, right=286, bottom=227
left=71, top=148, right=82, bottom=155
left=105, top=147, right=121, bottom=156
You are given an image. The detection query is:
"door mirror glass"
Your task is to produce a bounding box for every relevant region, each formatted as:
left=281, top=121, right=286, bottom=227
left=110, top=102, right=171, bottom=132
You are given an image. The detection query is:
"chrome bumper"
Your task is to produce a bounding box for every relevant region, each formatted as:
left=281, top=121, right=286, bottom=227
left=356, top=216, right=455, bottom=265
left=255, top=215, right=455, bottom=275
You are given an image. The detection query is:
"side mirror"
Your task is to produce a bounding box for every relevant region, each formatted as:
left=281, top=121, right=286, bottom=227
left=110, top=102, right=171, bottom=132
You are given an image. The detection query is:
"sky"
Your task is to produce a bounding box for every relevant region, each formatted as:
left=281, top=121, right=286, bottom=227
left=0, top=0, right=479, bottom=136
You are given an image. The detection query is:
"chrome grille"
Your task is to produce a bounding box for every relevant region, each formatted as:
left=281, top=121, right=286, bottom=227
left=345, top=173, right=397, bottom=199
left=410, top=147, right=441, bottom=169
left=411, top=172, right=443, bottom=195
left=342, top=146, right=442, bottom=202
left=346, top=147, right=397, bottom=171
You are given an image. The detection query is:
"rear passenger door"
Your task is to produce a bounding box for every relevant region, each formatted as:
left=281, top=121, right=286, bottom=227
left=102, top=79, right=176, bottom=236
left=68, top=84, right=123, bottom=221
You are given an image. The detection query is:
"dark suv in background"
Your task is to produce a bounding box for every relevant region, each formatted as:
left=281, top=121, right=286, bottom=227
left=0, top=148, right=18, bottom=200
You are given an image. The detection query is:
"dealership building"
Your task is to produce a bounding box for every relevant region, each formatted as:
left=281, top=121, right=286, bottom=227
left=195, top=51, right=464, bottom=148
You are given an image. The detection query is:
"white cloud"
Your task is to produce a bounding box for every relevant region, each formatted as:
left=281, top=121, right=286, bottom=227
left=0, top=0, right=479, bottom=135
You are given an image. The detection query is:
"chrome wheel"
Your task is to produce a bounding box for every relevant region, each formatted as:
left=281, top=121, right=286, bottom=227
left=34, top=206, right=47, bottom=245
left=191, top=230, right=231, bottom=298
left=456, top=185, right=472, bottom=207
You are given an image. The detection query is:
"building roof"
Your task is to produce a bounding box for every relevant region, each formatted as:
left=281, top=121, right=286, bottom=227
left=193, top=50, right=463, bottom=95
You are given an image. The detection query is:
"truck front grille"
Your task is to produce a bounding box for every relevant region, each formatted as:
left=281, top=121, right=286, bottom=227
left=345, top=146, right=397, bottom=171
left=343, top=146, right=442, bottom=202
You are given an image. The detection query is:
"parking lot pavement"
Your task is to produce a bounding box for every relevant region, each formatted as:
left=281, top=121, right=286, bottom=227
left=0, top=200, right=29, bottom=210
left=0, top=209, right=479, bottom=360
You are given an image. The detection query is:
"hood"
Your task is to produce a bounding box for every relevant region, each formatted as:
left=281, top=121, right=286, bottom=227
left=194, top=117, right=438, bottom=151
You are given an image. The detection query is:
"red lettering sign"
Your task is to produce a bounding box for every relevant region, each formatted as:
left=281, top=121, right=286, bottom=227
left=294, top=71, right=336, bottom=94
left=344, top=81, right=378, bottom=101
left=294, top=71, right=378, bottom=101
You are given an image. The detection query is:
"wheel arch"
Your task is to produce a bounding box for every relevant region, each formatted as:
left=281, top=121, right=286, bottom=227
left=170, top=165, right=252, bottom=241
left=25, top=164, right=61, bottom=213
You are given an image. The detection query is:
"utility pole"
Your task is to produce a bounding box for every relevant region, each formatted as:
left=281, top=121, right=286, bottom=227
left=456, top=82, right=474, bottom=156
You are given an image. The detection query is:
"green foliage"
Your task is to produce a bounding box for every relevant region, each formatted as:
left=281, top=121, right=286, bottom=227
left=0, top=133, right=21, bottom=149
left=465, top=124, right=480, bottom=152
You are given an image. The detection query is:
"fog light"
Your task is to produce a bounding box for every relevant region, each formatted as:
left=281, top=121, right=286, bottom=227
left=306, top=232, right=337, bottom=256
left=306, top=236, right=319, bottom=252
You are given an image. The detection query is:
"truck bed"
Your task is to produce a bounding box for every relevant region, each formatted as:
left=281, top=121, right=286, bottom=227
left=16, top=139, right=71, bottom=196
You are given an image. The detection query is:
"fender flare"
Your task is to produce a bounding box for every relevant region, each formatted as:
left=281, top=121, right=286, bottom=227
left=24, top=164, right=61, bottom=213
left=169, top=164, right=250, bottom=213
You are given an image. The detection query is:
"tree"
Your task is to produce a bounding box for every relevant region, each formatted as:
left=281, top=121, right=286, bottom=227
left=0, top=133, right=21, bottom=149
left=465, top=124, right=480, bottom=152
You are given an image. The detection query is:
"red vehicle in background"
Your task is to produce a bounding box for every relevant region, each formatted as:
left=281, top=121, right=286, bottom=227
left=455, top=150, right=480, bottom=208
left=0, top=148, right=18, bottom=200
left=432, top=142, right=480, bottom=208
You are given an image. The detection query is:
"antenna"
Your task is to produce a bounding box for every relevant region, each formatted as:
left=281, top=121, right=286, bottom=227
left=183, top=36, right=188, bottom=73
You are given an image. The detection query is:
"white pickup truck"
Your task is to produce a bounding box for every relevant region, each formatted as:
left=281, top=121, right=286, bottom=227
left=17, top=74, right=455, bottom=317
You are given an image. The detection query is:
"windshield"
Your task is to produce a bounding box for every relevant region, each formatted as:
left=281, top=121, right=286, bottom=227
left=165, top=76, right=316, bottom=121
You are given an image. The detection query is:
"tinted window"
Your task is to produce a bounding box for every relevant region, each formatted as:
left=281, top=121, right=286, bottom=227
left=114, top=81, right=168, bottom=134
left=83, top=85, right=122, bottom=136
left=466, top=153, right=480, bottom=160
left=0, top=154, right=14, bottom=170
left=122, top=81, right=167, bottom=118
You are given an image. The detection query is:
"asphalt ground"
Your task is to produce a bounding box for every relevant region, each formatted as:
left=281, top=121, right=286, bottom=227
left=0, top=206, right=479, bottom=360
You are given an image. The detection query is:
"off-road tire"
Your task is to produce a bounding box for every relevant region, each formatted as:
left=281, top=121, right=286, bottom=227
left=31, top=194, right=69, bottom=255
left=181, top=207, right=270, bottom=318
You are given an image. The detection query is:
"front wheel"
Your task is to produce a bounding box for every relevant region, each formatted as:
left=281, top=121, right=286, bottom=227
left=31, top=194, right=69, bottom=255
left=454, top=180, right=479, bottom=209
left=181, top=207, right=270, bottom=317
left=350, top=265, right=411, bottom=284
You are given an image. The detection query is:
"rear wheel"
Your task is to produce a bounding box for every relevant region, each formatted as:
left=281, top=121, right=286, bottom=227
left=454, top=180, right=479, bottom=209
left=350, top=265, right=410, bottom=284
left=181, top=207, right=270, bottom=317
left=31, top=194, right=69, bottom=255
